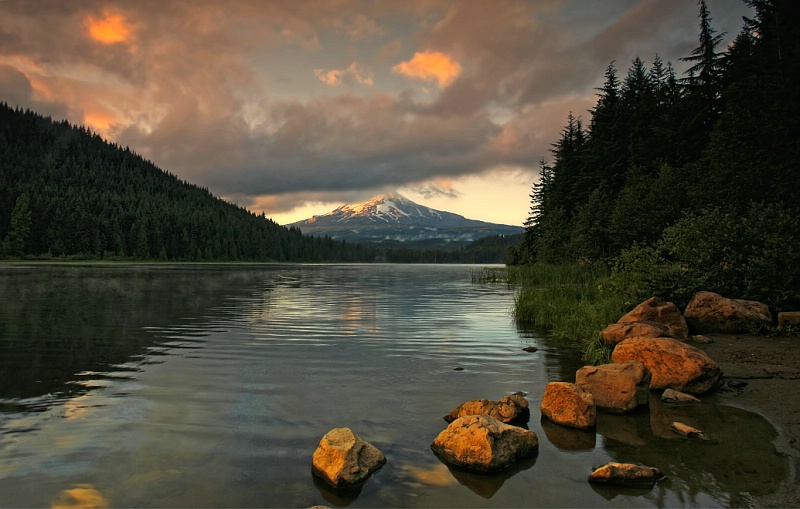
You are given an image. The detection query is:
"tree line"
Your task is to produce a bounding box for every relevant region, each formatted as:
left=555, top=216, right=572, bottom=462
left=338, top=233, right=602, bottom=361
left=514, top=0, right=799, bottom=311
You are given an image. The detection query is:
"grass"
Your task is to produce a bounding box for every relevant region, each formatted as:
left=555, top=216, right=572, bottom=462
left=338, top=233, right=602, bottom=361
left=507, top=263, right=635, bottom=365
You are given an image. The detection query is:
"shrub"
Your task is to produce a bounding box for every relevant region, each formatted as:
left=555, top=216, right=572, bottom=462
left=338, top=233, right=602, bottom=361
left=610, top=203, right=800, bottom=312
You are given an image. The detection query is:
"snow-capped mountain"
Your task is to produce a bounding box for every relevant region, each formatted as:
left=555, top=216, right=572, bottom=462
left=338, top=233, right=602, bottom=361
left=288, top=192, right=523, bottom=247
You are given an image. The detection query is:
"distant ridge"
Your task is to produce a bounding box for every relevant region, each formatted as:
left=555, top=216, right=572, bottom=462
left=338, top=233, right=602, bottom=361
left=289, top=192, right=523, bottom=248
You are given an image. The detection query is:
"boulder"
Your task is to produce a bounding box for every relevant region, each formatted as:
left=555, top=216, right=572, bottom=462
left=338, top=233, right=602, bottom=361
left=540, top=382, right=596, bottom=429
left=588, top=462, right=664, bottom=486
left=684, top=291, right=772, bottom=333
left=661, top=388, right=701, bottom=403
left=575, top=362, right=651, bottom=414
left=311, top=428, right=386, bottom=488
left=778, top=311, right=800, bottom=330
left=444, top=394, right=529, bottom=424
left=618, top=297, right=689, bottom=340
left=612, top=336, right=722, bottom=394
left=600, top=321, right=672, bottom=346
left=430, top=414, right=539, bottom=472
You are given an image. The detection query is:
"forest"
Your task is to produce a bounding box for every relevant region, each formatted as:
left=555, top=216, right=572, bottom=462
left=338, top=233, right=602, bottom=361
left=514, top=0, right=799, bottom=312
left=0, top=104, right=389, bottom=262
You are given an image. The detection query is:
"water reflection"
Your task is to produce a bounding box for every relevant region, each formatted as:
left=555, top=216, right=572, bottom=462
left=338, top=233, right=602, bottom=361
left=541, top=415, right=596, bottom=451
left=51, top=484, right=108, bottom=509
left=433, top=452, right=539, bottom=499
left=312, top=473, right=363, bottom=507
left=0, top=264, right=791, bottom=508
left=595, top=394, right=789, bottom=506
left=0, top=264, right=270, bottom=404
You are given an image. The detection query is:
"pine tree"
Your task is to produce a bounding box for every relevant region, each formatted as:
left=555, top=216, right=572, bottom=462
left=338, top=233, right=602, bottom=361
left=2, top=193, right=32, bottom=257
left=679, top=0, right=726, bottom=156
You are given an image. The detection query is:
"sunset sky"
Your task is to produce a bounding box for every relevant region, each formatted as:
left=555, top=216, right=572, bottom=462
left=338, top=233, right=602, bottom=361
left=0, top=0, right=752, bottom=226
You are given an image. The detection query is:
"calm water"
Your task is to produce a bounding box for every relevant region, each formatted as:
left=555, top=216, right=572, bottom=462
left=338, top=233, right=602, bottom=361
left=0, top=263, right=789, bottom=508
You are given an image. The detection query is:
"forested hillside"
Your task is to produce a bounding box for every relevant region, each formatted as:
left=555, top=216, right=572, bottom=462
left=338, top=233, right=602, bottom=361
left=0, top=104, right=376, bottom=262
left=516, top=0, right=799, bottom=310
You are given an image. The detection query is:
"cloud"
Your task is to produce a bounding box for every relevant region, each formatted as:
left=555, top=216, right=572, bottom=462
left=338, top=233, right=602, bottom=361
left=314, top=62, right=374, bottom=86
left=86, top=10, right=132, bottom=45
left=391, top=50, right=462, bottom=87
left=409, top=180, right=460, bottom=199
left=330, top=13, right=384, bottom=41
left=0, top=0, right=754, bottom=221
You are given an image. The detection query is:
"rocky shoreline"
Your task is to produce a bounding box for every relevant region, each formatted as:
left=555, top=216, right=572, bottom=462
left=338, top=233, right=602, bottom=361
left=698, top=333, right=800, bottom=508
left=310, top=292, right=800, bottom=506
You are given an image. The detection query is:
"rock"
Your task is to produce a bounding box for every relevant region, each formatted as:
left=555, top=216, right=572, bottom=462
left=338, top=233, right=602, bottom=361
left=311, top=428, right=386, bottom=488
left=430, top=414, right=539, bottom=472
left=684, top=291, right=772, bottom=333
left=588, top=462, right=664, bottom=486
left=617, top=297, right=689, bottom=340
left=778, top=311, right=800, bottom=330
left=600, top=321, right=672, bottom=346
left=522, top=346, right=539, bottom=353
left=575, top=362, right=651, bottom=414
left=661, top=388, right=701, bottom=403
left=689, top=334, right=713, bottom=344
left=445, top=394, right=529, bottom=424
left=671, top=421, right=710, bottom=440
left=612, top=336, right=722, bottom=394
left=540, top=382, right=596, bottom=429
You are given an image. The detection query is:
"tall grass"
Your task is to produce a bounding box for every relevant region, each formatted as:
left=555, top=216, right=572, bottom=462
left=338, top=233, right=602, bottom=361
left=511, top=263, right=634, bottom=365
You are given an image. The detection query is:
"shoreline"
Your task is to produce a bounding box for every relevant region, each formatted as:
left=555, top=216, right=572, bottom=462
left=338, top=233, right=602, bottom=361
left=698, top=333, right=800, bottom=507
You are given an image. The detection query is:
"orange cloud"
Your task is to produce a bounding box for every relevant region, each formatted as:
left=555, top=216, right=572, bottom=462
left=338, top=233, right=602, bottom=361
left=83, top=110, right=118, bottom=136
left=391, top=50, right=462, bottom=87
left=87, top=11, right=131, bottom=45
left=314, top=62, right=373, bottom=86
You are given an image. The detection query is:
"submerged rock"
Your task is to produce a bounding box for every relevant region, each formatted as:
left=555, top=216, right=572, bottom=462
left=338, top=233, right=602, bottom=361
left=612, top=336, right=722, bottom=394
left=588, top=462, right=664, bottom=486
left=671, top=421, right=710, bottom=440
left=444, top=394, right=529, bottom=424
left=431, top=414, right=538, bottom=472
left=540, top=382, right=596, bottom=429
left=684, top=291, right=772, bottom=333
left=575, top=361, right=651, bottom=414
left=661, top=388, right=701, bottom=403
left=311, top=428, right=386, bottom=488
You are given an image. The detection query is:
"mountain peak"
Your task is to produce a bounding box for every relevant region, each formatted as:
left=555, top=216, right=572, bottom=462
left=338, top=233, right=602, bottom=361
left=319, top=192, right=443, bottom=224
left=288, top=192, right=523, bottom=248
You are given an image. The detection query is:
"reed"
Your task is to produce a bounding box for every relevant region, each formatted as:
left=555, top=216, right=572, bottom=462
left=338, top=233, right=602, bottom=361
left=511, top=263, right=633, bottom=365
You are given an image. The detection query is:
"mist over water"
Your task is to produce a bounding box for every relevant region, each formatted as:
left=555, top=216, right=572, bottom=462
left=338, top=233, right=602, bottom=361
left=0, top=264, right=788, bottom=507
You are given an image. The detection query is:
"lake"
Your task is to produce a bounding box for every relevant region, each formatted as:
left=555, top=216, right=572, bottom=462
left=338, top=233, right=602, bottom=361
left=0, top=263, right=789, bottom=507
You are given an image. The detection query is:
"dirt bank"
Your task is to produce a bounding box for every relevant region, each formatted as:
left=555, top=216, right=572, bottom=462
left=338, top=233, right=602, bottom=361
left=697, top=334, right=800, bottom=507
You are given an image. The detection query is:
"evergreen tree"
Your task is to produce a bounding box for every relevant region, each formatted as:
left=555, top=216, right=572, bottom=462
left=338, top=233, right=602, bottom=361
left=516, top=0, right=799, bottom=270
left=679, top=0, right=727, bottom=156
left=2, top=193, right=32, bottom=257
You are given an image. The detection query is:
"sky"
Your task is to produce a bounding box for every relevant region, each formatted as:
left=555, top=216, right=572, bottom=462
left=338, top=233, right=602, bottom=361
left=0, top=0, right=753, bottom=227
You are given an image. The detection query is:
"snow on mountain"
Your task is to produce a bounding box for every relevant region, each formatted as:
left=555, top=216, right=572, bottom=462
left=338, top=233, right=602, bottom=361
left=289, top=192, right=523, bottom=247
